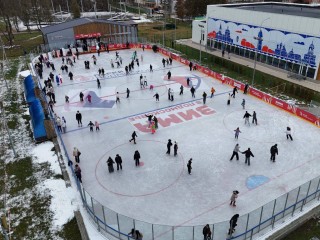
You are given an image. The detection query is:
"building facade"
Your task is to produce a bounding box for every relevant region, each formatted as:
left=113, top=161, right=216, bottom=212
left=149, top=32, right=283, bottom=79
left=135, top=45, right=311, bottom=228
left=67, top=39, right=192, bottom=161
left=192, top=2, right=320, bottom=80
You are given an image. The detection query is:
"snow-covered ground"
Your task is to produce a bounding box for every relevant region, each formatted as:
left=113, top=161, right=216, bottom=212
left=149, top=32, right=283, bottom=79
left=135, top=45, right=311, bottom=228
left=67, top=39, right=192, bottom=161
left=35, top=48, right=320, bottom=239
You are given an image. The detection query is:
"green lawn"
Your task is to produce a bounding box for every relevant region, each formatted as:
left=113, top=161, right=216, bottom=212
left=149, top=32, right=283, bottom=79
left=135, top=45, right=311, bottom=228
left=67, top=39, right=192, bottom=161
left=282, top=217, right=320, bottom=240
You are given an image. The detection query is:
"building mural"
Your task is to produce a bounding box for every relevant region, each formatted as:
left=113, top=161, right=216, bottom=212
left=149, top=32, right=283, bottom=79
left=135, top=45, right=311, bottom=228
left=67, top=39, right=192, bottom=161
left=207, top=18, right=319, bottom=68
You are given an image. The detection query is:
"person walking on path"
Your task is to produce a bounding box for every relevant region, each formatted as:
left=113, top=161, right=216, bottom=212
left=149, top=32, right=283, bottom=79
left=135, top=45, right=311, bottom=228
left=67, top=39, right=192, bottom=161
left=76, top=111, right=82, bottom=127
left=97, top=78, right=101, bottom=89
left=227, top=93, right=231, bottom=105
left=230, top=190, right=239, bottom=207
left=252, top=111, right=257, bottom=125
left=243, top=111, right=251, bottom=126
left=75, top=164, right=82, bottom=183
left=231, top=87, right=238, bottom=98
left=202, top=224, right=211, bottom=240
left=230, top=144, right=240, bottom=161
left=241, top=99, right=246, bottom=109
left=115, top=154, right=123, bottom=170
left=166, top=139, right=173, bottom=155
left=126, top=88, right=130, bottom=98
left=134, top=150, right=141, bottom=166
left=242, top=148, right=254, bottom=166
left=187, top=158, right=192, bottom=174
left=73, top=147, right=81, bottom=163
left=174, top=142, right=178, bottom=156
left=190, top=86, right=196, bottom=98
left=79, top=92, right=84, bottom=102
left=179, top=85, right=184, bottom=95
left=228, top=214, right=240, bottom=235
left=234, top=127, right=241, bottom=139
left=202, top=92, right=207, bottom=104
left=129, top=131, right=138, bottom=144
left=286, top=127, right=293, bottom=140
left=87, top=121, right=94, bottom=132
left=107, top=157, right=115, bottom=173
left=210, top=87, right=215, bottom=98
left=95, top=121, right=100, bottom=131
left=153, top=93, right=159, bottom=101
left=270, top=144, right=278, bottom=162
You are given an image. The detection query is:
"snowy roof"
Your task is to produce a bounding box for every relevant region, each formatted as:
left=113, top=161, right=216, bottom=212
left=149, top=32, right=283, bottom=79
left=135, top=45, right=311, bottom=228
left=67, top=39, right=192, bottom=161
left=222, top=2, right=320, bottom=19
left=41, top=18, right=135, bottom=35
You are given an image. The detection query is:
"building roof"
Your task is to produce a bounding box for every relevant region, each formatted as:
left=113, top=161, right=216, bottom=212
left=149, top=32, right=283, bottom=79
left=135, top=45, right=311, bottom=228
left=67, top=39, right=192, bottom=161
left=222, top=2, right=320, bottom=19
left=41, top=18, right=135, bottom=35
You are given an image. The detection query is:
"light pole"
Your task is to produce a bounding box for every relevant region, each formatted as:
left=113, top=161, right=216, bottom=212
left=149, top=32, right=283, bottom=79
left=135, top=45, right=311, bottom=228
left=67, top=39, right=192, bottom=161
left=252, top=17, right=270, bottom=87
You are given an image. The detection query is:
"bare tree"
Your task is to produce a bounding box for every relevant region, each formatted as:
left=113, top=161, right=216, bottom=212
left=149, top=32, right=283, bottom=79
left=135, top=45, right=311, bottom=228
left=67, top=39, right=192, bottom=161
left=0, top=0, right=15, bottom=46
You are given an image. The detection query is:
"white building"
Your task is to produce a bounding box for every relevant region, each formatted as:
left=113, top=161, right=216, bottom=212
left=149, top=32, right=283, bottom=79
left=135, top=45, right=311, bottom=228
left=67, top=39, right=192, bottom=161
left=192, top=2, right=320, bottom=80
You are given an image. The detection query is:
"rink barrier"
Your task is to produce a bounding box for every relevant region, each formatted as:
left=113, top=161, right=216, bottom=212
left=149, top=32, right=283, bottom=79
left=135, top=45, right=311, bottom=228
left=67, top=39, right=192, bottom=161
left=31, top=45, right=320, bottom=240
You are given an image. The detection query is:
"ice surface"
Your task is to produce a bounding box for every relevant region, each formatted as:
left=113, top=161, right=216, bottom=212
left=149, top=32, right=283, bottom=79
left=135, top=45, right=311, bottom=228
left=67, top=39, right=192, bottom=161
left=40, top=48, right=320, bottom=238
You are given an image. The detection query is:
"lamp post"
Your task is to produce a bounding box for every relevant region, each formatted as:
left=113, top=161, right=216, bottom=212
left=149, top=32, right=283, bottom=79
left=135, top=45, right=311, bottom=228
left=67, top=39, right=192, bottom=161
left=252, top=17, right=270, bottom=86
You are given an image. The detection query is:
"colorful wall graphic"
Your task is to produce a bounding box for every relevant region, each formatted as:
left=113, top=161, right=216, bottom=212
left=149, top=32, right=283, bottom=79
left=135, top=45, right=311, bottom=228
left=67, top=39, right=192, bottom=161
left=207, top=18, right=320, bottom=68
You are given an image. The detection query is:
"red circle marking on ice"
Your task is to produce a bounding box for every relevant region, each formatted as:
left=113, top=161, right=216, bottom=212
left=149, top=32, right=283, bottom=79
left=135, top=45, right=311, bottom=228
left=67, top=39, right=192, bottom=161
left=94, top=140, right=184, bottom=197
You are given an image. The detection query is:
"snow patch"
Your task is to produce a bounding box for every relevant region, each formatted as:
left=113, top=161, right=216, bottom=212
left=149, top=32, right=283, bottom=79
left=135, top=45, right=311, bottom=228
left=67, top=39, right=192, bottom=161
left=18, top=70, right=31, bottom=78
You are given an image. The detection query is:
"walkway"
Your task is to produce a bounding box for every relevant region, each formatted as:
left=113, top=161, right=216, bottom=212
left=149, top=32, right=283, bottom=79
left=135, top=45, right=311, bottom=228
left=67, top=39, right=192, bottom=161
left=178, top=39, right=320, bottom=93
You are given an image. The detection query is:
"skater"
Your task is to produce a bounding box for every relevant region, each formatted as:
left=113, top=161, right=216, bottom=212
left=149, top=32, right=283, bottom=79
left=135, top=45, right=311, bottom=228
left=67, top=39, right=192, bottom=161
left=179, top=85, right=184, bottom=95
left=231, top=87, right=238, bottom=98
left=74, top=164, right=82, bottom=183
left=153, top=116, right=158, bottom=129
left=126, top=88, right=130, bottom=98
left=190, top=86, right=196, bottom=98
left=86, top=94, right=92, bottom=103
left=73, top=147, right=81, bottom=163
left=174, top=142, right=178, bottom=156
left=252, top=111, right=257, bottom=125
left=243, top=83, right=249, bottom=94
left=107, top=157, right=115, bottom=173
left=203, top=224, right=211, bottom=240
left=210, top=87, right=215, bottom=98
left=202, top=92, right=207, bottom=104
left=162, top=58, right=166, bottom=67
left=286, top=127, right=293, bottom=140
left=79, top=92, right=84, bottom=102
left=166, top=139, right=173, bottom=155
left=234, top=127, right=241, bottom=139
left=151, top=121, right=156, bottom=134
left=68, top=71, right=73, bottom=80
left=149, top=85, right=154, bottom=90
left=76, top=111, right=82, bottom=127
left=62, top=119, right=67, bottom=133
left=187, top=78, right=190, bottom=86
left=170, top=89, right=174, bottom=101
left=168, top=88, right=171, bottom=100
left=230, top=190, right=239, bottom=206
left=95, top=121, right=100, bottom=131
left=115, top=154, right=123, bottom=170
left=134, top=150, right=141, bottom=166
left=228, top=214, right=239, bottom=235
left=242, top=148, right=254, bottom=166
left=145, top=114, right=153, bottom=128
left=189, top=61, right=193, bottom=71
left=97, top=78, right=101, bottom=89
left=243, top=111, right=251, bottom=125
left=150, top=64, right=153, bottom=72
left=87, top=121, right=94, bottom=131
left=227, top=93, right=231, bottom=105
left=135, top=230, right=143, bottom=240
left=116, top=92, right=120, bottom=103
left=143, top=76, right=148, bottom=86
left=270, top=144, right=278, bottom=162
left=129, top=131, right=138, bottom=144
left=65, top=95, right=69, bottom=103
left=56, top=117, right=62, bottom=132
left=101, top=68, right=105, bottom=76
left=167, top=70, right=171, bottom=80
left=153, top=93, right=159, bottom=101
left=187, top=158, right=192, bottom=174
left=241, top=99, right=246, bottom=109
left=230, top=144, right=240, bottom=161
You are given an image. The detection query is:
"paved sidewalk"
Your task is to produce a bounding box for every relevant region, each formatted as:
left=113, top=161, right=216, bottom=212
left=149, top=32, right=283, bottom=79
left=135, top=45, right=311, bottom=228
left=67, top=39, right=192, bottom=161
left=178, top=39, right=320, bottom=93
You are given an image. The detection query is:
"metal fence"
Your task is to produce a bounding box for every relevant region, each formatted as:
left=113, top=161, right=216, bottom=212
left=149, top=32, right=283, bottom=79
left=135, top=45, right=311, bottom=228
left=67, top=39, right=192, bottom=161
left=30, top=47, right=320, bottom=240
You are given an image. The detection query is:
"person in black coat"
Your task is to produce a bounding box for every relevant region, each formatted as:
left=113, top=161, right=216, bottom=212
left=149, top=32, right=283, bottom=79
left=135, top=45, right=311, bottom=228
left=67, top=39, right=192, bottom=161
left=129, top=131, right=138, bottom=144
left=270, top=144, right=278, bottom=162
left=76, top=111, right=82, bottom=127
left=174, top=142, right=178, bottom=156
left=190, top=86, right=196, bottom=98
left=252, top=111, right=257, bottom=125
left=242, top=148, right=254, bottom=166
left=68, top=71, right=73, bottom=80
left=228, top=214, right=239, bottom=235
left=79, top=92, right=84, bottom=102
left=231, top=87, right=238, bottom=98
left=75, top=164, right=82, bottom=183
left=187, top=158, right=192, bottom=174
left=134, top=150, right=140, bottom=166
left=202, top=224, right=211, bottom=240
left=167, top=70, right=171, bottom=80
left=166, top=139, right=173, bottom=155
left=115, top=154, right=122, bottom=170
left=107, top=157, right=115, bottom=173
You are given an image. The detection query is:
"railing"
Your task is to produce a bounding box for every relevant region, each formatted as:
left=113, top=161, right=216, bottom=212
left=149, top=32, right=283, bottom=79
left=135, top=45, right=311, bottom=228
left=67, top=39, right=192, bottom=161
left=30, top=44, right=320, bottom=240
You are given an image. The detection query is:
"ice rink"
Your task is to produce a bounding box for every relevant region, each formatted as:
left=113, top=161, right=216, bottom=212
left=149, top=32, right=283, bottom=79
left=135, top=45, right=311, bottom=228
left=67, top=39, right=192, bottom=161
left=41, top=48, right=320, bottom=238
